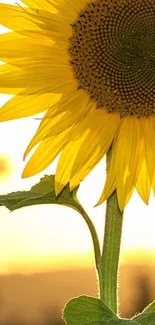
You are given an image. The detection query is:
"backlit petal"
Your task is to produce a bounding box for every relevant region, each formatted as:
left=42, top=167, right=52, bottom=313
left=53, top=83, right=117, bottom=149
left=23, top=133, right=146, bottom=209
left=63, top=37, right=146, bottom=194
left=141, top=117, right=155, bottom=183
left=70, top=111, right=120, bottom=190
left=97, top=142, right=117, bottom=206
left=22, top=126, right=72, bottom=177
left=24, top=90, right=90, bottom=158
left=136, top=159, right=151, bottom=204
left=115, top=117, right=143, bottom=210
left=0, top=91, right=61, bottom=120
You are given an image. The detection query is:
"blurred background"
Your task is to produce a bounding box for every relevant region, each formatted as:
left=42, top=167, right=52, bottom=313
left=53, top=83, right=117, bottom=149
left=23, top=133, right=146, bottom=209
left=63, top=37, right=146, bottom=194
left=0, top=0, right=155, bottom=324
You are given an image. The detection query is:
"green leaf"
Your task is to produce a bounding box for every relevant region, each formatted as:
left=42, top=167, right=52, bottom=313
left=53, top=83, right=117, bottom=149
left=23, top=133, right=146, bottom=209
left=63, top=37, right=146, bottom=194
left=0, top=175, right=81, bottom=213
left=63, top=295, right=117, bottom=325
left=63, top=295, right=141, bottom=325
left=108, top=320, right=138, bottom=325
left=140, top=301, right=155, bottom=314
left=133, top=312, right=155, bottom=325
left=0, top=174, right=101, bottom=269
left=132, top=300, right=155, bottom=324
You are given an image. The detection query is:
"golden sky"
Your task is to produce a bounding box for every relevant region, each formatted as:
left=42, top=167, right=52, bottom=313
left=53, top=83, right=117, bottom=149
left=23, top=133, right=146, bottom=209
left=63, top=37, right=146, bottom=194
left=0, top=0, right=155, bottom=275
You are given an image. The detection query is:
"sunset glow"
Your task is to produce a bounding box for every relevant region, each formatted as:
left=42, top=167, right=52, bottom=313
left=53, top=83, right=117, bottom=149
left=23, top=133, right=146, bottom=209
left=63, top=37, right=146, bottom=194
left=0, top=151, right=155, bottom=274
left=0, top=0, right=155, bottom=276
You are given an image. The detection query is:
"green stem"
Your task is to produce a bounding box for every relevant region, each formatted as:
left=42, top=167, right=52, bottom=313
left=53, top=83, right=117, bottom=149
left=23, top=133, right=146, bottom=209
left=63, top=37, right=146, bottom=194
left=79, top=207, right=101, bottom=270
left=98, top=190, right=124, bottom=315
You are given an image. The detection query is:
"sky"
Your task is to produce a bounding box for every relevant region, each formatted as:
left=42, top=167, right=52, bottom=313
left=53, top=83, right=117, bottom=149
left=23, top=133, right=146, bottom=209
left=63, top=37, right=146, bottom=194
left=0, top=0, right=155, bottom=275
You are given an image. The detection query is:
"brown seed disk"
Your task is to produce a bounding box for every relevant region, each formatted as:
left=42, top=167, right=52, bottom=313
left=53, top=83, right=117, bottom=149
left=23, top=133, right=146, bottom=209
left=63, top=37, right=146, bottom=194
left=69, top=0, right=155, bottom=117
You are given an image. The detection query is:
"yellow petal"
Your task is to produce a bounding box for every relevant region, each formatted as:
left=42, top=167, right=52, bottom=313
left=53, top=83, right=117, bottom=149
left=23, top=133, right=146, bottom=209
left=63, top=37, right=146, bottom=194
left=115, top=117, right=143, bottom=210
left=0, top=61, right=76, bottom=95
left=55, top=103, right=96, bottom=195
left=22, top=8, right=73, bottom=39
left=0, top=4, right=40, bottom=31
left=136, top=159, right=151, bottom=204
left=55, top=105, right=119, bottom=197
left=0, top=61, right=72, bottom=86
left=55, top=128, right=89, bottom=195
left=141, top=117, right=155, bottom=183
left=22, top=126, right=72, bottom=177
left=0, top=88, right=23, bottom=95
left=152, top=171, right=155, bottom=196
left=24, top=90, right=90, bottom=158
left=56, top=0, right=89, bottom=23
left=0, top=31, right=24, bottom=43
left=70, top=111, right=120, bottom=190
left=0, top=32, right=53, bottom=60
left=0, top=4, right=71, bottom=43
left=21, top=0, right=58, bottom=13
left=97, top=144, right=116, bottom=206
left=0, top=63, right=23, bottom=94
left=0, top=91, right=61, bottom=120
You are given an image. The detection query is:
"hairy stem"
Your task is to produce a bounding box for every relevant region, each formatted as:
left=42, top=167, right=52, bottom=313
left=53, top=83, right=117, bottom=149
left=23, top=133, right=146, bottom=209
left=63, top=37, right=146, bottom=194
left=98, top=190, right=124, bottom=314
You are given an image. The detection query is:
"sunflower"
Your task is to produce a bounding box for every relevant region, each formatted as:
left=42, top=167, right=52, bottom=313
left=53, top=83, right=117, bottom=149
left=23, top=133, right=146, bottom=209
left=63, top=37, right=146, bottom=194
left=0, top=0, right=155, bottom=210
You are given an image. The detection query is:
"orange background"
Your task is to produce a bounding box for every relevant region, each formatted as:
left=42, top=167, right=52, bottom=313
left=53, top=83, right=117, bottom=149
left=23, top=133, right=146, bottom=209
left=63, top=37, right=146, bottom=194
left=0, top=1, right=155, bottom=323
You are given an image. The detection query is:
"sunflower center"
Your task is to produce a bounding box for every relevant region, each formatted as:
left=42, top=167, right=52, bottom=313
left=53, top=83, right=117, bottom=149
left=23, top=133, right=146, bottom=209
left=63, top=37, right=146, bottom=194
left=69, top=0, right=155, bottom=117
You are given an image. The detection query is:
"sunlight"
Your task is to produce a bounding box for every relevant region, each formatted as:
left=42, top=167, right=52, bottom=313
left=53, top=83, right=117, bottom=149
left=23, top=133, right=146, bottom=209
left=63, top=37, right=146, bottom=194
left=0, top=4, right=155, bottom=275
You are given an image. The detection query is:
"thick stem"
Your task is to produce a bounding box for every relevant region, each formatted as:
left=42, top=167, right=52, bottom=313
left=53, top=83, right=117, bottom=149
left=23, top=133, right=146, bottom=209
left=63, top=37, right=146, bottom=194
left=98, top=190, right=124, bottom=315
